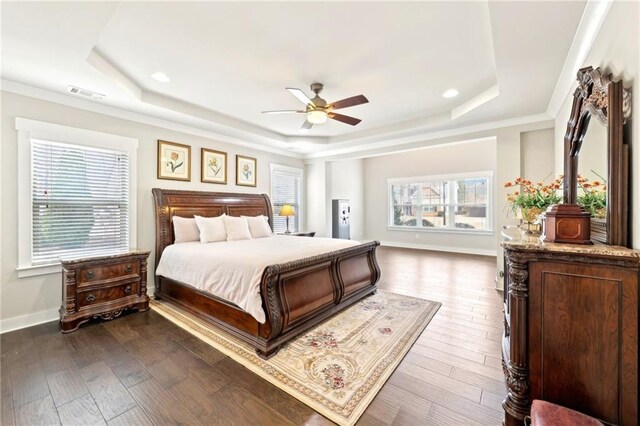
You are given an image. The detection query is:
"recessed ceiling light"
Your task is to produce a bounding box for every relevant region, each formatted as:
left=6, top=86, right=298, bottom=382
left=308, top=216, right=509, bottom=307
left=442, top=89, right=459, bottom=98
left=151, top=71, right=170, bottom=83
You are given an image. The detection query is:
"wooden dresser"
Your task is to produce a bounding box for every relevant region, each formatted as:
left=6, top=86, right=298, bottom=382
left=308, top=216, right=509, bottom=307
left=60, top=250, right=150, bottom=332
left=501, top=228, right=638, bottom=425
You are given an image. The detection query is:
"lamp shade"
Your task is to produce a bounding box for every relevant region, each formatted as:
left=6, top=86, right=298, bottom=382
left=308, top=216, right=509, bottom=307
left=279, top=204, right=295, bottom=217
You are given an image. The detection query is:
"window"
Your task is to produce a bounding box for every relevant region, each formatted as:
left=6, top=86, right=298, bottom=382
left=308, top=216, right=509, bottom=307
left=389, top=172, right=492, bottom=232
left=17, top=118, right=138, bottom=277
left=270, top=164, right=303, bottom=233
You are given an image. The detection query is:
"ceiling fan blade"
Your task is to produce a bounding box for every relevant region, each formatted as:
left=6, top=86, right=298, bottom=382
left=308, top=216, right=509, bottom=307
left=328, top=112, right=362, bottom=126
left=328, top=95, right=369, bottom=110
left=261, top=110, right=305, bottom=114
left=301, top=120, right=313, bottom=130
left=286, top=88, right=315, bottom=107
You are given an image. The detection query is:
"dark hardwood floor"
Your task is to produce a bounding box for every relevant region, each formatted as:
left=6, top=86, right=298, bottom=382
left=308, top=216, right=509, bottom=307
left=0, top=246, right=505, bottom=425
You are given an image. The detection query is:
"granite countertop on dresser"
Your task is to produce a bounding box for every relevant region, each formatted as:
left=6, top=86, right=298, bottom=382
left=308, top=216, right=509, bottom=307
left=59, top=249, right=150, bottom=265
left=500, top=226, right=640, bottom=261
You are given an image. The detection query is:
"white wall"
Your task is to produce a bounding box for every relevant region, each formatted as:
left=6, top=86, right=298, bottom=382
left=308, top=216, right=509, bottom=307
left=305, top=160, right=328, bottom=237
left=304, top=159, right=365, bottom=240
left=0, top=91, right=303, bottom=327
left=554, top=0, right=639, bottom=248
left=363, top=138, right=498, bottom=255
left=329, top=159, right=364, bottom=241
left=521, top=128, right=555, bottom=181
left=360, top=124, right=555, bottom=286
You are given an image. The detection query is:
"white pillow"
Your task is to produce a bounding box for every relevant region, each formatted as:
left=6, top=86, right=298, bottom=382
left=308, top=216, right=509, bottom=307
left=172, top=216, right=200, bottom=243
left=243, top=215, right=273, bottom=238
left=194, top=214, right=227, bottom=243
left=224, top=216, right=252, bottom=241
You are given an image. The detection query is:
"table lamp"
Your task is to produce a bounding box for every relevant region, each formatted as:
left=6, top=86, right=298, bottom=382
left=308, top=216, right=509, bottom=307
left=279, top=204, right=295, bottom=234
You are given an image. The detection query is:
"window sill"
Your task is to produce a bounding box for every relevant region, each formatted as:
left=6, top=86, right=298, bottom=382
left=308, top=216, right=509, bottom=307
left=17, top=263, right=61, bottom=278
left=387, top=226, right=494, bottom=236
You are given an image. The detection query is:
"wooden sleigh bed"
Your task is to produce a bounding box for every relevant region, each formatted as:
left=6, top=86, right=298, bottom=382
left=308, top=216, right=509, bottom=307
left=152, top=188, right=381, bottom=358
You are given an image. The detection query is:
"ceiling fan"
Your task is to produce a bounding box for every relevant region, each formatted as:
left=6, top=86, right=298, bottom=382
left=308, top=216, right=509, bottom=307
left=262, top=83, right=368, bottom=130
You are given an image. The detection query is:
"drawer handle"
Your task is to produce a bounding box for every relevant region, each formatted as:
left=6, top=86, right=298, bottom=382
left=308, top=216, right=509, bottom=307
left=85, top=271, right=95, bottom=280
left=124, top=285, right=132, bottom=295
left=124, top=265, right=133, bottom=273
left=85, top=294, right=96, bottom=303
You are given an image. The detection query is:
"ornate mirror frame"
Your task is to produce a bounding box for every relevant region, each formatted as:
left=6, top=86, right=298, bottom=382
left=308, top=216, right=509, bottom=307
left=563, top=66, right=632, bottom=247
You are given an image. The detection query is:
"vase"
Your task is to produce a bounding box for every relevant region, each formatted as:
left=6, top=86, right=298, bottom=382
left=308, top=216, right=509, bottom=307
left=519, top=207, right=543, bottom=235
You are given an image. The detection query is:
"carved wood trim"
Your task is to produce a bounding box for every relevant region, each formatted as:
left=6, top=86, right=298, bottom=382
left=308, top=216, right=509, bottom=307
left=152, top=188, right=274, bottom=269
left=152, top=188, right=381, bottom=358
left=502, top=244, right=639, bottom=425
left=563, top=66, right=632, bottom=247
left=503, top=258, right=530, bottom=423
left=60, top=252, right=150, bottom=333
left=504, top=246, right=639, bottom=269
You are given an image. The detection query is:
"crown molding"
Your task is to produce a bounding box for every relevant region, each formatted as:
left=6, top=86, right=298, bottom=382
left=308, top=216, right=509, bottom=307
left=3, top=79, right=553, bottom=161
left=546, top=0, right=613, bottom=118
left=1, top=79, right=304, bottom=158
left=305, top=112, right=553, bottom=160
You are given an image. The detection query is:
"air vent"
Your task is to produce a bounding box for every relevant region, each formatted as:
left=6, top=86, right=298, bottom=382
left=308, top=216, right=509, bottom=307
left=66, top=85, right=105, bottom=100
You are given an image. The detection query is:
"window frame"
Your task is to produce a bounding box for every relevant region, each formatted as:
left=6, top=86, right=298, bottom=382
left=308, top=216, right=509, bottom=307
left=387, top=171, right=494, bottom=235
left=16, top=118, right=138, bottom=277
left=269, top=163, right=304, bottom=234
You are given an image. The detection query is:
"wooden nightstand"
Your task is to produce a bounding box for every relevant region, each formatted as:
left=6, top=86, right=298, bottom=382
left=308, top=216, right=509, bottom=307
left=60, top=250, right=150, bottom=333
left=278, top=231, right=316, bottom=237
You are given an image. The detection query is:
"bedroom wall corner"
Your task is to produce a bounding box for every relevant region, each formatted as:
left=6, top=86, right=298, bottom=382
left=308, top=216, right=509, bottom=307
left=304, top=160, right=328, bottom=237
left=0, top=91, right=304, bottom=329
left=362, top=137, right=500, bottom=256
left=328, top=159, right=364, bottom=241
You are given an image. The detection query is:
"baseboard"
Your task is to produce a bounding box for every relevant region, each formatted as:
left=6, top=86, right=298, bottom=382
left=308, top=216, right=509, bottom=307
left=0, top=285, right=157, bottom=334
left=379, top=240, right=497, bottom=257
left=0, top=308, right=59, bottom=334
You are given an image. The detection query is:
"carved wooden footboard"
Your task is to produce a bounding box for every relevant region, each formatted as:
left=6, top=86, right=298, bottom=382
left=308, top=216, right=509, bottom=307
left=152, top=188, right=381, bottom=358
left=256, top=240, right=380, bottom=357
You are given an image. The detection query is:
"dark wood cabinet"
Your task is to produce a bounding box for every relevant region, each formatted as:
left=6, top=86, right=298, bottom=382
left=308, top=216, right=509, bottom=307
left=60, top=250, right=150, bottom=332
left=501, top=235, right=638, bottom=425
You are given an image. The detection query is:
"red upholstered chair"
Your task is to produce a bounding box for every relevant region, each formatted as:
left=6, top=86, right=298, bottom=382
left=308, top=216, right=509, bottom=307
left=527, top=400, right=603, bottom=426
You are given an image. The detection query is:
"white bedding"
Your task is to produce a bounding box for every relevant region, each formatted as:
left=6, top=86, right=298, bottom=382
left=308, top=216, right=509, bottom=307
left=155, top=235, right=360, bottom=323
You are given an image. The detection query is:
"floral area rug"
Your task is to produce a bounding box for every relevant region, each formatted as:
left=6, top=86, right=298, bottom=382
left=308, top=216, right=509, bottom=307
left=150, top=291, right=440, bottom=425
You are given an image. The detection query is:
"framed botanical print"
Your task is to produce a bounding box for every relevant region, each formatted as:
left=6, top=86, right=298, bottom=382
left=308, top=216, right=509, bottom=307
left=201, top=148, right=227, bottom=184
left=158, top=140, right=191, bottom=181
left=236, top=155, right=257, bottom=187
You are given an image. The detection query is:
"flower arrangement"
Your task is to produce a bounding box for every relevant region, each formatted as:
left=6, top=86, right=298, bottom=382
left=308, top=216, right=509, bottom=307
left=503, top=175, right=563, bottom=222
left=577, top=172, right=606, bottom=218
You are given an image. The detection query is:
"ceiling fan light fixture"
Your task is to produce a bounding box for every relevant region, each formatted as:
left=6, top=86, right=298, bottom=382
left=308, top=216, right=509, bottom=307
left=306, top=110, right=327, bottom=124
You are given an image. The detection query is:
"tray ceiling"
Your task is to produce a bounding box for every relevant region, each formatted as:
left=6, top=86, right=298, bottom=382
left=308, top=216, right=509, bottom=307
left=1, top=1, right=587, bottom=155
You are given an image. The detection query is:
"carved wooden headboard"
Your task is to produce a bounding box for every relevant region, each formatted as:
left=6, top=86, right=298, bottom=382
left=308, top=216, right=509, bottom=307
left=152, top=188, right=274, bottom=266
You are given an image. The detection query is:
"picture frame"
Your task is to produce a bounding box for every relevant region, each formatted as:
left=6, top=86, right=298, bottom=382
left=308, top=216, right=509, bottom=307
left=201, top=148, right=227, bottom=184
left=158, top=140, right=191, bottom=181
left=236, top=155, right=257, bottom=187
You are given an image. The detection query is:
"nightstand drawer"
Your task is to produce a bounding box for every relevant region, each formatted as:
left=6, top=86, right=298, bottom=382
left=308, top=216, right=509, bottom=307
left=78, top=260, right=140, bottom=285
left=60, top=250, right=150, bottom=333
left=77, top=281, right=139, bottom=309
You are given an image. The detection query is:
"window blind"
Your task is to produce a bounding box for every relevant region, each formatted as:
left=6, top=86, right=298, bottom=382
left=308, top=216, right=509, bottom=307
left=31, top=139, right=130, bottom=265
left=271, top=167, right=302, bottom=233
